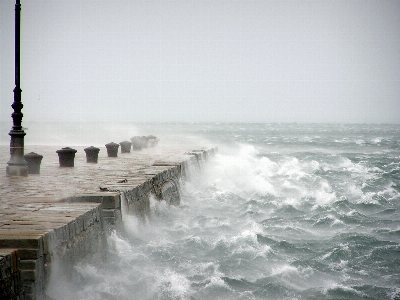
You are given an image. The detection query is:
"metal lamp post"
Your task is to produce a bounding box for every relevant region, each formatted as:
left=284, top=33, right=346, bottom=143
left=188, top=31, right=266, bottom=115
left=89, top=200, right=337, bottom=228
left=6, top=0, right=28, bottom=176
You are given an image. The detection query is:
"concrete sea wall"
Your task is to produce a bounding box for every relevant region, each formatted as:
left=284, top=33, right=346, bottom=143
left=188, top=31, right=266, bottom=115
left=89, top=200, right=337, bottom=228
left=0, top=146, right=217, bottom=300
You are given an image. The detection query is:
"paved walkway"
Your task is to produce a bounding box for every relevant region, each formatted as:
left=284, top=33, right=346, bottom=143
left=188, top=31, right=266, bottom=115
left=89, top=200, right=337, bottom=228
left=0, top=142, right=212, bottom=299
left=0, top=144, right=197, bottom=224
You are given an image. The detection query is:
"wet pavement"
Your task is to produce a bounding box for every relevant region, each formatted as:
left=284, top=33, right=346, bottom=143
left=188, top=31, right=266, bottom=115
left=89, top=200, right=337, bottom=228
left=0, top=144, right=196, bottom=226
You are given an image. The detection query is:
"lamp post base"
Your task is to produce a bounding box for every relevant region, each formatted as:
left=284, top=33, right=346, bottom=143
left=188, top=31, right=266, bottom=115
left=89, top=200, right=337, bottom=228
left=6, top=164, right=28, bottom=177
left=6, top=129, right=28, bottom=177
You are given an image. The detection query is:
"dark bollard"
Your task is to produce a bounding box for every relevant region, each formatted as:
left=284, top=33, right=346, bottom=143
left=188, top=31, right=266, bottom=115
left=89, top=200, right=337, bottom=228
left=56, top=147, right=77, bottom=167
left=105, top=142, right=119, bottom=157
left=130, top=136, right=143, bottom=150
left=84, top=146, right=100, bottom=163
left=24, top=152, right=43, bottom=174
left=147, top=135, right=158, bottom=147
left=119, top=141, right=132, bottom=153
left=141, top=136, right=150, bottom=148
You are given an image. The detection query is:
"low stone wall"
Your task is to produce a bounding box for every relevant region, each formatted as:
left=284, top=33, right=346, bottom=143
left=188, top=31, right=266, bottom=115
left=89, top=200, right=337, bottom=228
left=0, top=201, right=105, bottom=300
left=0, top=147, right=217, bottom=299
left=97, top=148, right=214, bottom=220
left=100, top=164, right=183, bottom=219
left=64, top=193, right=122, bottom=230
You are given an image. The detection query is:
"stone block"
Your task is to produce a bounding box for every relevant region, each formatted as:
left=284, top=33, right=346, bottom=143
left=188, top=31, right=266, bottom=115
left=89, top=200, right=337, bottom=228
left=44, top=230, right=59, bottom=252
left=170, top=166, right=180, bottom=178
left=18, top=249, right=42, bottom=260
left=124, top=187, right=138, bottom=201
left=53, top=224, right=70, bottom=245
left=103, top=209, right=122, bottom=227
left=0, top=249, right=17, bottom=278
left=64, top=192, right=121, bottom=209
left=127, top=194, right=150, bottom=219
left=19, top=258, right=45, bottom=285
left=67, top=220, right=77, bottom=240
left=74, top=217, right=85, bottom=236
left=24, top=293, right=35, bottom=300
left=21, top=269, right=36, bottom=281
left=0, top=235, right=44, bottom=254
left=23, top=280, right=35, bottom=294
left=0, top=250, right=23, bottom=300
left=160, top=180, right=181, bottom=206
left=138, top=180, right=152, bottom=196
left=18, top=259, right=36, bottom=270
left=82, top=207, right=101, bottom=231
left=102, top=209, right=116, bottom=218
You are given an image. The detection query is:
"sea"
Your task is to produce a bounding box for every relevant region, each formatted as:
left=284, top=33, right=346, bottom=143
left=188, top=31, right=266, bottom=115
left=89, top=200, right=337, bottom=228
left=6, top=122, right=399, bottom=300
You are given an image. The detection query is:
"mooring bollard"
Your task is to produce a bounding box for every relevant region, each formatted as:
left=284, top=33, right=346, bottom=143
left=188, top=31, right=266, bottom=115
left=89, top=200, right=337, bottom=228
left=119, top=141, right=132, bottom=153
left=147, top=135, right=158, bottom=147
left=130, top=136, right=143, bottom=150
left=56, top=147, right=77, bottom=167
left=84, top=146, right=100, bottom=163
left=141, top=136, right=150, bottom=148
left=105, top=142, right=119, bottom=157
left=24, top=152, right=43, bottom=174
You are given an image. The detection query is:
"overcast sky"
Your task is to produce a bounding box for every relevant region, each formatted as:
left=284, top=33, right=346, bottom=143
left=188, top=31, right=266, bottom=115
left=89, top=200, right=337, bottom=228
left=1, top=0, right=399, bottom=124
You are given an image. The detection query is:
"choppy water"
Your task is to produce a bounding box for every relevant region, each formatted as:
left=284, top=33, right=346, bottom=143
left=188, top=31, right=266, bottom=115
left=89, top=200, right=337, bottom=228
left=45, top=123, right=400, bottom=300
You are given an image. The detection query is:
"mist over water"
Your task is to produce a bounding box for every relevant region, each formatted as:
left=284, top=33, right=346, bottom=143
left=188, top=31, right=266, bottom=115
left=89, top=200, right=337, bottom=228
left=42, top=123, right=400, bottom=300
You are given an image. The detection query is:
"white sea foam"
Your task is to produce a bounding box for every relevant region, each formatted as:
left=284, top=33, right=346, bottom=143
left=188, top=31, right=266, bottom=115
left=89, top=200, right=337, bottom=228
left=325, top=284, right=364, bottom=297
left=314, top=182, right=337, bottom=206
left=277, top=197, right=302, bottom=209
left=271, top=264, right=299, bottom=276
left=355, top=139, right=366, bottom=145
left=158, top=269, right=191, bottom=298
left=199, top=145, right=277, bottom=196
left=371, top=137, right=382, bottom=144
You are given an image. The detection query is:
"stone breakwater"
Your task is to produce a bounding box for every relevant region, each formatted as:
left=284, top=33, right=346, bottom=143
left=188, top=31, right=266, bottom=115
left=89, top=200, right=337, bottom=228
left=0, top=145, right=217, bottom=300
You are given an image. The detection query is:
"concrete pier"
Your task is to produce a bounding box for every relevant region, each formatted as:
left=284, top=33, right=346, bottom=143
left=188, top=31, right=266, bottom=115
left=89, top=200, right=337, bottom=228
left=0, top=144, right=216, bottom=299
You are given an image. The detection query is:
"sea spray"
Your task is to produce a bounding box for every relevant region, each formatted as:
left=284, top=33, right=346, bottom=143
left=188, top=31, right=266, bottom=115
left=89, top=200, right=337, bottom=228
left=45, top=123, right=400, bottom=300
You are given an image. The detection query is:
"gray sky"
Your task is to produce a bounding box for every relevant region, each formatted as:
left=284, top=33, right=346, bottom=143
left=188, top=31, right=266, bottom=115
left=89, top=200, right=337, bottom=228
left=1, top=0, right=399, bottom=123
